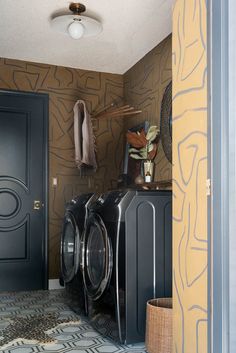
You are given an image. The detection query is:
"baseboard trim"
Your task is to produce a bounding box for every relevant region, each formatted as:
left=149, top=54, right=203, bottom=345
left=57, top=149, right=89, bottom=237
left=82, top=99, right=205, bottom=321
left=48, top=279, right=64, bottom=290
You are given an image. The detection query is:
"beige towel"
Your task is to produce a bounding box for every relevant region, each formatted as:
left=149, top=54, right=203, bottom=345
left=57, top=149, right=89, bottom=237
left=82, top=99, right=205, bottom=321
left=73, top=100, right=97, bottom=171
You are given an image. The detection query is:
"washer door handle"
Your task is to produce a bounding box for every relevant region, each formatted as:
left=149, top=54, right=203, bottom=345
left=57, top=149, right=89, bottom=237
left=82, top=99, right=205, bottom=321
left=80, top=240, right=85, bottom=271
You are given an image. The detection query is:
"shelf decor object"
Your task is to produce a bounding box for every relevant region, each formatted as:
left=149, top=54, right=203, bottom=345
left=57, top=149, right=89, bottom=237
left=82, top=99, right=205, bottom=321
left=51, top=3, right=102, bottom=40
left=143, top=160, right=154, bottom=182
left=160, top=81, right=172, bottom=163
left=126, top=125, right=160, bottom=182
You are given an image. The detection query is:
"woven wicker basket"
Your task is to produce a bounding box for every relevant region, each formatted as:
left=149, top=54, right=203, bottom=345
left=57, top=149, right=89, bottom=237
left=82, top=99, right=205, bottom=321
left=145, top=298, right=173, bottom=353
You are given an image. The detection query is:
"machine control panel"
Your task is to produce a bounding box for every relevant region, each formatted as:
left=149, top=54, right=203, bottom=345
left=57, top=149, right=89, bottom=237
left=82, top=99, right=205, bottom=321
left=96, top=191, right=127, bottom=207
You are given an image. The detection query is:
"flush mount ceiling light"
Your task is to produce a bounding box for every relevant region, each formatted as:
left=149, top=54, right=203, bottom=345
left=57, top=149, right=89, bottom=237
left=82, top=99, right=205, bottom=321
left=51, top=3, right=102, bottom=40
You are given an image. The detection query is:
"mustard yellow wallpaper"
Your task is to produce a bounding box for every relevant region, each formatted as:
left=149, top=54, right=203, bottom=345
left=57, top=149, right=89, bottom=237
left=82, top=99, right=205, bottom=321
left=0, top=58, right=124, bottom=278
left=172, top=0, right=208, bottom=352
left=124, top=35, right=172, bottom=182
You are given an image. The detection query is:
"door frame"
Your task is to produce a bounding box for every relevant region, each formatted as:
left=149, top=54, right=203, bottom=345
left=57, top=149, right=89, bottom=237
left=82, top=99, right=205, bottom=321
left=0, top=89, right=49, bottom=290
left=209, top=0, right=236, bottom=352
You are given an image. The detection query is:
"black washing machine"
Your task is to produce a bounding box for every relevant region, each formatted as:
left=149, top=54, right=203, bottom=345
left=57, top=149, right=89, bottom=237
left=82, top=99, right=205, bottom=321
left=81, top=189, right=172, bottom=344
left=60, top=193, right=97, bottom=314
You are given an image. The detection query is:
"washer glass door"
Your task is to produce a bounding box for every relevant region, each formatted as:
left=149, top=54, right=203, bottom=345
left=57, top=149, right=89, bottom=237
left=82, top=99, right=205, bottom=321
left=61, top=212, right=79, bottom=283
left=83, top=214, right=112, bottom=299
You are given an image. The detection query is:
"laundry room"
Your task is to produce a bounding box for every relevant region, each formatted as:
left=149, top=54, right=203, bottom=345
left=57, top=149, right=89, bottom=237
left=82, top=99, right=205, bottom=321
left=0, top=1, right=208, bottom=353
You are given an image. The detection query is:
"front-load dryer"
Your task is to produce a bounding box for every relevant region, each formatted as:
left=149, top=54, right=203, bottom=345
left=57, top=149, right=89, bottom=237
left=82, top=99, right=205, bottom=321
left=81, top=189, right=172, bottom=344
left=60, top=192, right=97, bottom=314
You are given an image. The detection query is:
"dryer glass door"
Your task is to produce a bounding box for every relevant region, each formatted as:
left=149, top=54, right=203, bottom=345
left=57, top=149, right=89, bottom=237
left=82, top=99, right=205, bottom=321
left=83, top=214, right=112, bottom=300
left=87, top=224, right=105, bottom=288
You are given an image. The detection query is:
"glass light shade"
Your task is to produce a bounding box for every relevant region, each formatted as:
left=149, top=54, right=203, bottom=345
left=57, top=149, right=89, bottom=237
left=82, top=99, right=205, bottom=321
left=68, top=20, right=85, bottom=39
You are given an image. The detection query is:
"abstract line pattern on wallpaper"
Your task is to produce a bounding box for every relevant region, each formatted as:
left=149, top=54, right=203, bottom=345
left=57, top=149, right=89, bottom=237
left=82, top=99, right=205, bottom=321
left=124, top=35, right=172, bottom=182
left=172, top=0, right=208, bottom=353
left=0, top=58, right=124, bottom=277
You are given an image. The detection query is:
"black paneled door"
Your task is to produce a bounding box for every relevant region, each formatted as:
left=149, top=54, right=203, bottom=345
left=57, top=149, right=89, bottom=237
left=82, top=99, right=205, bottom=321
left=0, top=90, right=48, bottom=291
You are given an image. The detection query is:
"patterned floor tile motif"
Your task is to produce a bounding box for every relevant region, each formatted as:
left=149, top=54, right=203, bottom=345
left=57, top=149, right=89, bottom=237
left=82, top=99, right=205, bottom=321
left=0, top=290, right=146, bottom=353
left=0, top=313, right=78, bottom=347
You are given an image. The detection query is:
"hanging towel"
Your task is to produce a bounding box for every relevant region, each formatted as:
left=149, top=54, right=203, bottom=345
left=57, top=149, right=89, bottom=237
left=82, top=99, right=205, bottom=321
left=73, top=100, right=97, bottom=171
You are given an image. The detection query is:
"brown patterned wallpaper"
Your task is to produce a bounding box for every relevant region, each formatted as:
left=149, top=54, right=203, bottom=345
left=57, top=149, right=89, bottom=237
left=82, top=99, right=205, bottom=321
left=124, top=35, right=172, bottom=182
left=172, top=0, right=208, bottom=352
left=0, top=58, right=124, bottom=278
left=0, top=35, right=172, bottom=278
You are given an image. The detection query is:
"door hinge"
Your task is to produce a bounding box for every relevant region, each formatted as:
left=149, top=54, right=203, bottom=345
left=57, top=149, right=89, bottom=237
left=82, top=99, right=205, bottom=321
left=206, top=179, right=211, bottom=196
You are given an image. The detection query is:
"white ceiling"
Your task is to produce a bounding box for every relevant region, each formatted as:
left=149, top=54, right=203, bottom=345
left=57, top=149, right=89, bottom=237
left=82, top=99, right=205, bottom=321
left=0, top=0, right=174, bottom=74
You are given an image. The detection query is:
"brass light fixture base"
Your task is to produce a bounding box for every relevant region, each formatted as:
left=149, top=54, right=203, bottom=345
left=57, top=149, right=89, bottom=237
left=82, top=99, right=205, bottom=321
left=51, top=3, right=102, bottom=38
left=69, top=3, right=86, bottom=15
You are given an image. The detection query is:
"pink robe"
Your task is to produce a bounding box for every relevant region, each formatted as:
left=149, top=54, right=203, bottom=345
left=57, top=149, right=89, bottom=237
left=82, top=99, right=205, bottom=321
left=73, top=100, right=97, bottom=171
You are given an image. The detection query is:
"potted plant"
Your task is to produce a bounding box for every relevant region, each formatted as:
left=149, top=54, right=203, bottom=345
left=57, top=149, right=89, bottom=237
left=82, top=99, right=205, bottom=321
left=126, top=125, right=160, bottom=182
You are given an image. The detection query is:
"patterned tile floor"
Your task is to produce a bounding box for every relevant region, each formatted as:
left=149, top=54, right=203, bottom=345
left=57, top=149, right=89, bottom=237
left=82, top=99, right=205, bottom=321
left=0, top=290, right=146, bottom=353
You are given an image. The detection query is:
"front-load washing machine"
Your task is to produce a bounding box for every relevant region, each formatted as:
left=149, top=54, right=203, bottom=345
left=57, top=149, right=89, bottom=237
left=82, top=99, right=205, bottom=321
left=81, top=189, right=172, bottom=343
left=60, top=192, right=97, bottom=314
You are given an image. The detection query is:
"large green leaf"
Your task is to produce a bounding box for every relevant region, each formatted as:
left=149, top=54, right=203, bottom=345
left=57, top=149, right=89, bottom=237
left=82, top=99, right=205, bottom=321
left=129, top=146, right=148, bottom=159
left=146, top=126, right=159, bottom=142
left=130, top=152, right=146, bottom=159
left=147, top=143, right=154, bottom=152
left=129, top=146, right=146, bottom=153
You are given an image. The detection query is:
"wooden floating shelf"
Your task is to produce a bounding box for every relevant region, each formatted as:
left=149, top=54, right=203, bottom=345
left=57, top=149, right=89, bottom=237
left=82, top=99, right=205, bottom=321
left=138, top=180, right=172, bottom=190
left=124, top=180, right=172, bottom=191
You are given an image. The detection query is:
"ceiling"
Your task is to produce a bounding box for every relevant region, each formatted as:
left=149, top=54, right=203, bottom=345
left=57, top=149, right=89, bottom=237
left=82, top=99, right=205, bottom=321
left=0, top=0, right=174, bottom=74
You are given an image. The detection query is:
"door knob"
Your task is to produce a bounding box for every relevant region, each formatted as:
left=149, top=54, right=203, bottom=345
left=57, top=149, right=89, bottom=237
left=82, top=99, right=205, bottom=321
left=33, top=200, right=41, bottom=210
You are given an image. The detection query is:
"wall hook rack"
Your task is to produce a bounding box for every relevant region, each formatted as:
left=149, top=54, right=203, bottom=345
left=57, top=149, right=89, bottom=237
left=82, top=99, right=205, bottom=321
left=92, top=103, right=142, bottom=120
